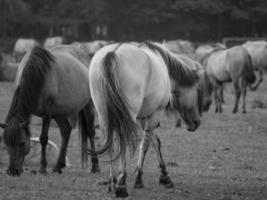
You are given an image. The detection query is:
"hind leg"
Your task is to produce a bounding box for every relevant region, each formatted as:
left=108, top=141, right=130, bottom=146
left=219, top=85, right=225, bottom=104
left=115, top=150, right=128, bottom=198
left=232, top=81, right=241, bottom=113
left=86, top=103, right=100, bottom=173
left=241, top=78, right=247, bottom=113
left=39, top=116, right=51, bottom=174
left=53, top=117, right=71, bottom=173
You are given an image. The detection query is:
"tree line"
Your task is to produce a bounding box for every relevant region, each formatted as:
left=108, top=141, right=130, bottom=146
left=1, top=0, right=267, bottom=43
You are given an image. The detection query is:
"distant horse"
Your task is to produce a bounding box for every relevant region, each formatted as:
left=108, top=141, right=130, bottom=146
left=242, top=40, right=267, bottom=90
left=88, top=41, right=201, bottom=197
left=13, top=38, right=39, bottom=62
left=0, top=45, right=99, bottom=176
left=72, top=40, right=113, bottom=58
left=43, top=36, right=64, bottom=49
left=203, top=46, right=256, bottom=113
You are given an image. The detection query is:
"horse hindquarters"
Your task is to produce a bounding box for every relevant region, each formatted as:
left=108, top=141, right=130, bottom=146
left=89, top=51, right=138, bottom=197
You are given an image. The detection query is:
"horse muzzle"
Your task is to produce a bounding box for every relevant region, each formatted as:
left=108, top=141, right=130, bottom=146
left=187, top=119, right=200, bottom=132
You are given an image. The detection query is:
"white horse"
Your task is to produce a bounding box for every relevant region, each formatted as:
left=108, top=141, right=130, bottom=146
left=44, top=36, right=64, bottom=49
left=242, top=40, right=267, bottom=90
left=89, top=41, right=201, bottom=197
left=13, top=38, right=39, bottom=62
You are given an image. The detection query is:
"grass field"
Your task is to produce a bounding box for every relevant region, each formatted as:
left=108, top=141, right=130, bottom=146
left=0, top=76, right=267, bottom=200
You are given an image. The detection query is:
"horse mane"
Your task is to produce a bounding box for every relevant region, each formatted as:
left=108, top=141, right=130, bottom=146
left=4, top=46, right=55, bottom=145
left=140, top=41, right=198, bottom=87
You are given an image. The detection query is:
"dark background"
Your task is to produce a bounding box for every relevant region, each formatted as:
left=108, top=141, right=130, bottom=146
left=1, top=0, right=267, bottom=48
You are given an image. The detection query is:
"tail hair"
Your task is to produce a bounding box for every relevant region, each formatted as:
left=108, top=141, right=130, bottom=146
left=243, top=49, right=256, bottom=85
left=88, top=51, right=138, bottom=160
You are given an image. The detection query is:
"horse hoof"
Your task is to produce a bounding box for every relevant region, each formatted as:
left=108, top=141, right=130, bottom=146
left=134, top=179, right=144, bottom=189
left=115, top=186, right=129, bottom=198
left=242, top=110, right=246, bottom=114
left=52, top=168, right=62, bottom=174
left=159, top=175, right=174, bottom=188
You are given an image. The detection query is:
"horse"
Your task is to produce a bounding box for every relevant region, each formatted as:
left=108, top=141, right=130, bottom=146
left=172, top=54, right=213, bottom=127
left=0, top=45, right=99, bottom=176
left=13, top=38, right=39, bottom=62
left=43, top=36, right=64, bottom=49
left=194, top=43, right=226, bottom=63
left=202, top=45, right=256, bottom=113
left=242, top=40, right=267, bottom=90
left=88, top=41, right=201, bottom=197
left=72, top=40, right=113, bottom=58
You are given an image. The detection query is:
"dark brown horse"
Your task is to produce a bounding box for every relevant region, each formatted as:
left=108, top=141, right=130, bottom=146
left=0, top=45, right=99, bottom=176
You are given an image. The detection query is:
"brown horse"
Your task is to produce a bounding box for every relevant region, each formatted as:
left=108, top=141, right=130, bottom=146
left=0, top=45, right=99, bottom=176
left=203, top=46, right=256, bottom=113
left=88, top=41, right=201, bottom=197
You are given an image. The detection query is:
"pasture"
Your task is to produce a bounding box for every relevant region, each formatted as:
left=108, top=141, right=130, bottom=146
left=0, top=76, right=267, bottom=200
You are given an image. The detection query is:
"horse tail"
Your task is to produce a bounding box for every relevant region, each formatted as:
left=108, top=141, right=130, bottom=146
left=243, top=48, right=256, bottom=89
left=89, top=51, right=138, bottom=160
left=78, top=101, right=96, bottom=167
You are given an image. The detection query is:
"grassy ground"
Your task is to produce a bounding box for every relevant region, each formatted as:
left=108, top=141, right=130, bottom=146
left=0, top=76, right=267, bottom=200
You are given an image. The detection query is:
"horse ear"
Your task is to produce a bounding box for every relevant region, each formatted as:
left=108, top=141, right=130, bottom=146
left=0, top=123, right=6, bottom=129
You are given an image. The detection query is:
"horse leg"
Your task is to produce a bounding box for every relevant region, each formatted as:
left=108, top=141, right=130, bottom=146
left=39, top=116, right=51, bottom=174
left=151, top=133, right=173, bottom=188
left=219, top=86, right=225, bottom=104
left=214, top=87, right=219, bottom=113
left=241, top=78, right=247, bottom=113
left=53, top=117, right=71, bottom=173
left=218, top=85, right=223, bottom=113
left=86, top=104, right=100, bottom=173
left=115, top=150, right=128, bottom=198
left=107, top=150, right=116, bottom=193
left=232, top=81, right=241, bottom=113
left=251, top=69, right=263, bottom=90
left=134, top=129, right=150, bottom=188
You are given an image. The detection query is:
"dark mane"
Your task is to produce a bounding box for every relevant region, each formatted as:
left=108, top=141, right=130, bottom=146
left=140, top=41, right=198, bottom=87
left=4, top=46, right=55, bottom=145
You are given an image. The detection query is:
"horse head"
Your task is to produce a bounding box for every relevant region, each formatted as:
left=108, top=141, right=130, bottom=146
left=1, top=118, right=31, bottom=176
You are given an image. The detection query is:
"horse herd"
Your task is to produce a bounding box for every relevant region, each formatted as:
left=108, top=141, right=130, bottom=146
left=0, top=39, right=266, bottom=198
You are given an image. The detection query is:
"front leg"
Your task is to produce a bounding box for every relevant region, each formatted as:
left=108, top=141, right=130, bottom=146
left=53, top=117, right=71, bottom=173
left=39, top=116, right=51, bottom=174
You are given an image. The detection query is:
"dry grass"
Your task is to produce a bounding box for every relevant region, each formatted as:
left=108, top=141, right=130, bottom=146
left=1, top=76, right=267, bottom=199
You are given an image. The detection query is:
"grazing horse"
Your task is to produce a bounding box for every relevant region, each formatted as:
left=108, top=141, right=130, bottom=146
left=242, top=40, right=267, bottom=90
left=0, top=45, right=99, bottom=176
left=172, top=54, right=213, bottom=127
left=203, top=46, right=256, bottom=113
left=88, top=41, right=201, bottom=197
